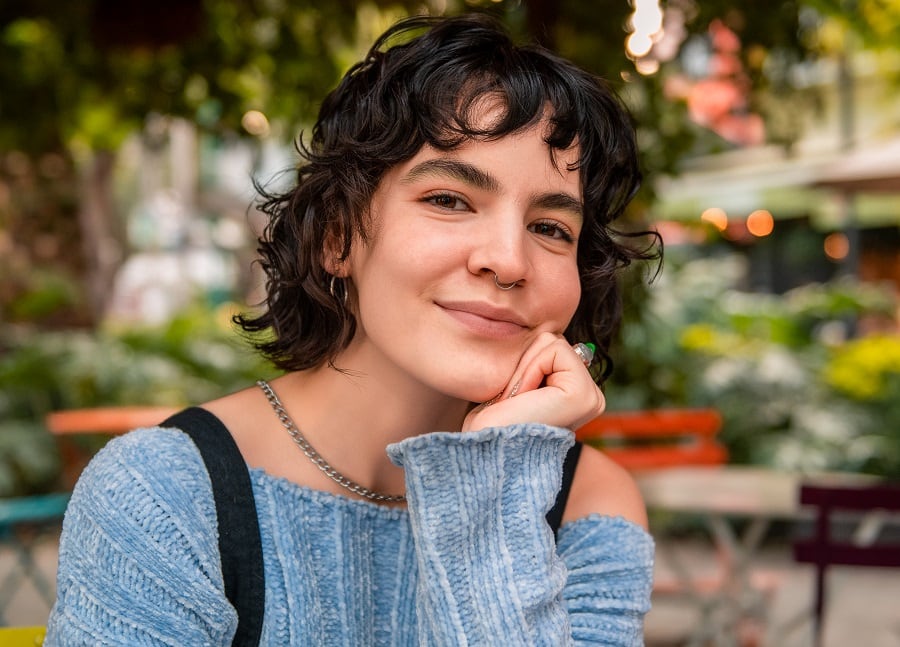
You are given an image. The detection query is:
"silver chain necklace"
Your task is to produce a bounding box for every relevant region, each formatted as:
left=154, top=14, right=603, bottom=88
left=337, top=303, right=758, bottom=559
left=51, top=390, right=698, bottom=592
left=257, top=379, right=407, bottom=503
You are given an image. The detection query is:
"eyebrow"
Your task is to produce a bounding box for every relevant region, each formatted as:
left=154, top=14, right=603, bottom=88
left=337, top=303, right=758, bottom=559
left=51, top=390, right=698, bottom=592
left=401, top=158, right=500, bottom=192
left=532, top=193, right=584, bottom=222
left=401, top=157, right=583, bottom=220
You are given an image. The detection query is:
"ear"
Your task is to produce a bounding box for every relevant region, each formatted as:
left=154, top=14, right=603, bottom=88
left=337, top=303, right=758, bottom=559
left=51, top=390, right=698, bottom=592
left=322, top=227, right=350, bottom=278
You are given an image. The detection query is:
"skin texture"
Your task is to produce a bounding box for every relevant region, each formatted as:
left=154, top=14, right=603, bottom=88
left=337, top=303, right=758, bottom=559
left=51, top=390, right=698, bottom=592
left=205, top=116, right=647, bottom=529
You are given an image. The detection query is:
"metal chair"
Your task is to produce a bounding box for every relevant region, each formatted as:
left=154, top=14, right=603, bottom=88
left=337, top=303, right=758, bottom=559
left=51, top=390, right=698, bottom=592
left=793, top=482, right=900, bottom=646
left=0, top=494, right=70, bottom=625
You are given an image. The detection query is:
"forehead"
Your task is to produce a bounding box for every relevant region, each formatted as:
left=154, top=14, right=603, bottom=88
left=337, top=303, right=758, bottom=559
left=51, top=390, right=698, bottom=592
left=432, top=94, right=582, bottom=176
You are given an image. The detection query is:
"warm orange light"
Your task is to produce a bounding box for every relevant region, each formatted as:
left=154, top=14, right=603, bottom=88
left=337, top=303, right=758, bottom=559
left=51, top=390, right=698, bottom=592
left=635, top=58, right=660, bottom=75
left=241, top=110, right=270, bottom=137
left=824, top=232, right=850, bottom=261
left=700, top=207, right=728, bottom=231
left=746, top=209, right=774, bottom=237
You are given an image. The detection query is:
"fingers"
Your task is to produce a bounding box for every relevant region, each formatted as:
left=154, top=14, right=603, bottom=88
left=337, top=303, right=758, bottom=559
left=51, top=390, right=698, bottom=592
left=463, top=333, right=605, bottom=432
left=498, top=332, right=559, bottom=398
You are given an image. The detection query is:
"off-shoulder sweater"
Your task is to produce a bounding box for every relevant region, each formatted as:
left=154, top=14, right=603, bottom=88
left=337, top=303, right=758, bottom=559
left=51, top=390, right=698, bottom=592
left=45, top=423, right=654, bottom=646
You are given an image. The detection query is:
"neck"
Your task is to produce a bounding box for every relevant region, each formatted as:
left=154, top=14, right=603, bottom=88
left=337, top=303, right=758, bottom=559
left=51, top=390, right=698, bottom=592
left=268, top=342, right=471, bottom=497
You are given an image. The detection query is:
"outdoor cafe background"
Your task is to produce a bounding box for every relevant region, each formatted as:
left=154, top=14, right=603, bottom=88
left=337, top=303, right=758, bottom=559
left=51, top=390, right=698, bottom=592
left=1, top=0, right=899, bottom=640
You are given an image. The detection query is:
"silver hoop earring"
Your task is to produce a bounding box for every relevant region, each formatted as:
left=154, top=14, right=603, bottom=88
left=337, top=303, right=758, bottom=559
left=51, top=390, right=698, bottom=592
left=493, top=273, right=519, bottom=291
left=329, top=275, right=349, bottom=306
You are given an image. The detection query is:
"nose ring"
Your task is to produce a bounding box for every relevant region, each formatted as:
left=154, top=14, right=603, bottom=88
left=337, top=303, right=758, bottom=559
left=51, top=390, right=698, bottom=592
left=493, top=273, right=519, bottom=290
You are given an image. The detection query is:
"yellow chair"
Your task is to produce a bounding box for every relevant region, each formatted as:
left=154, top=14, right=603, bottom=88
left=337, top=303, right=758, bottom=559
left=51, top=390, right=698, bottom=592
left=0, top=626, right=46, bottom=645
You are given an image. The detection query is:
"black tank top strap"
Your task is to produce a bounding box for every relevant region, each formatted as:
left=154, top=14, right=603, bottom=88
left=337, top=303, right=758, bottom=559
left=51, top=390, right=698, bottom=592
left=546, top=441, right=583, bottom=540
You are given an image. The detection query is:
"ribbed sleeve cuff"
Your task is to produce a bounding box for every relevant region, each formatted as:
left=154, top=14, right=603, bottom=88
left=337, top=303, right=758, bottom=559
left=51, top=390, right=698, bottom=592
left=386, top=425, right=575, bottom=645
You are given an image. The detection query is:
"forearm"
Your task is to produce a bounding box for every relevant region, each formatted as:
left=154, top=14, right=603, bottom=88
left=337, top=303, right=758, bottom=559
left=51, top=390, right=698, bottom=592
left=389, top=424, right=575, bottom=646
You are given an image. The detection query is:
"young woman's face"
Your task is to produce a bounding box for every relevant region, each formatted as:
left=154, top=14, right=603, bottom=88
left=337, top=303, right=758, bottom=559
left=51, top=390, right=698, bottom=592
left=343, top=119, right=583, bottom=403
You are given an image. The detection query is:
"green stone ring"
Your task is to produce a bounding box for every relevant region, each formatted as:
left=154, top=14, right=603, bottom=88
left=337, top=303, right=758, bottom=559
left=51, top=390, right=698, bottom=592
left=573, top=342, right=596, bottom=367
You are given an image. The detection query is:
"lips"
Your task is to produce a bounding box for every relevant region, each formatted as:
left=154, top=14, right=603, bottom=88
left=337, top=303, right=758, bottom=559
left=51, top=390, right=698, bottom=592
left=436, top=300, right=529, bottom=339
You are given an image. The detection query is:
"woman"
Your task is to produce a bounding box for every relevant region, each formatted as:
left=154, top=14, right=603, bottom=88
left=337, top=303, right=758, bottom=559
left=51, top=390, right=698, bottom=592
left=47, top=14, right=659, bottom=645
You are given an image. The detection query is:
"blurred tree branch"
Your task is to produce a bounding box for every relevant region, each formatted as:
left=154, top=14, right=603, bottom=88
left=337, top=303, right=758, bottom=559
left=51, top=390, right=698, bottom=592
left=1, top=0, right=897, bottom=327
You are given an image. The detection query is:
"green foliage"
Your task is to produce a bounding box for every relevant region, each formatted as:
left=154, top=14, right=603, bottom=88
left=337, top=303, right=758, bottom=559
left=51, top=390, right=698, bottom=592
left=0, top=420, right=61, bottom=497
left=606, top=252, right=899, bottom=476
left=0, top=0, right=425, bottom=154
left=0, top=302, right=279, bottom=495
left=6, top=268, right=81, bottom=320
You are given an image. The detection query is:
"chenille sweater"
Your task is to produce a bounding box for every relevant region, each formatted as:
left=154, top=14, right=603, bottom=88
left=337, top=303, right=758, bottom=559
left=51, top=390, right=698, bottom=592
left=46, top=423, right=654, bottom=646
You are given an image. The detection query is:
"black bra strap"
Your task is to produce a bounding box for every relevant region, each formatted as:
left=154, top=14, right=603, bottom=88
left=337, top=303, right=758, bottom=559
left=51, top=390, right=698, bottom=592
left=163, top=407, right=264, bottom=647
left=546, top=441, right=583, bottom=539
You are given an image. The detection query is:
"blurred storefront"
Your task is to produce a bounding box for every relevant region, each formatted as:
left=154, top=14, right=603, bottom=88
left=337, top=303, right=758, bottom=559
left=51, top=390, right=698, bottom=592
left=652, top=51, right=900, bottom=303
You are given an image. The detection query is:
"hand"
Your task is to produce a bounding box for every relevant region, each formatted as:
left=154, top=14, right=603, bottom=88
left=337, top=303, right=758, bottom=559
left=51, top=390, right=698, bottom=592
left=462, top=332, right=605, bottom=432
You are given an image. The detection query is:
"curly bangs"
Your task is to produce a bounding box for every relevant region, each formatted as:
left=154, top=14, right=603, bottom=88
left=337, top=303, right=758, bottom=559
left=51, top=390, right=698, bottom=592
left=236, top=13, right=660, bottom=378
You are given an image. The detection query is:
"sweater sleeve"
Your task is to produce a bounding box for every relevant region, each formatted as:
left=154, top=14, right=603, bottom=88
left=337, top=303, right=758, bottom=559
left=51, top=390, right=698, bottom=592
left=44, top=428, right=237, bottom=647
left=387, top=425, right=653, bottom=647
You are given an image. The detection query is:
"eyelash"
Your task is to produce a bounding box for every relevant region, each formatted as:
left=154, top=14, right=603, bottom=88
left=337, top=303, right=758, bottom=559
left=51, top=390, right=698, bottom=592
left=422, top=193, right=575, bottom=243
left=529, top=220, right=575, bottom=243
left=423, top=192, right=470, bottom=211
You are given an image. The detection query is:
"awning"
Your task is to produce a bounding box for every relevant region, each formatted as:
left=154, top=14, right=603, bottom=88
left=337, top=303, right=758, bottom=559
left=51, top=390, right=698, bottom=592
left=813, top=137, right=900, bottom=193
left=652, top=140, right=900, bottom=228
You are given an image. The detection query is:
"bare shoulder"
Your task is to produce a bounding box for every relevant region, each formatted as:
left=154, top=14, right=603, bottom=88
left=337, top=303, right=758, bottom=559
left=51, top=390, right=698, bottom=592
left=199, top=385, right=279, bottom=465
left=561, top=443, right=648, bottom=530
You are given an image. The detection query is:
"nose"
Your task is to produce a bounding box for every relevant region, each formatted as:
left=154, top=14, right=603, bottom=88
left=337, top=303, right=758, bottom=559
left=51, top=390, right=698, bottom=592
left=467, top=213, right=531, bottom=286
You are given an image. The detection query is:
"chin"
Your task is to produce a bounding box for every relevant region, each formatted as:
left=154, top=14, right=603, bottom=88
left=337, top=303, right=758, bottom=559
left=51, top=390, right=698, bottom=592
left=435, top=368, right=512, bottom=405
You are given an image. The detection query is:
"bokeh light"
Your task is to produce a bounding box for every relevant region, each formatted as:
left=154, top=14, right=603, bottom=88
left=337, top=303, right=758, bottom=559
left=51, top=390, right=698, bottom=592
left=241, top=110, right=270, bottom=137
left=700, top=207, right=728, bottom=231
left=824, top=232, right=850, bottom=261
left=746, top=209, right=774, bottom=237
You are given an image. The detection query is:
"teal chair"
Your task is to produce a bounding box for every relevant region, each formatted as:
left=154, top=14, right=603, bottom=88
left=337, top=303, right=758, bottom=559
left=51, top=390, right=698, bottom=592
left=0, top=493, right=70, bottom=625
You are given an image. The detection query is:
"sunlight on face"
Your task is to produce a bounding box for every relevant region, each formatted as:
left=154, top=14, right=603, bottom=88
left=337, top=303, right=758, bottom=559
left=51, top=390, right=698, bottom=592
left=342, top=113, right=583, bottom=403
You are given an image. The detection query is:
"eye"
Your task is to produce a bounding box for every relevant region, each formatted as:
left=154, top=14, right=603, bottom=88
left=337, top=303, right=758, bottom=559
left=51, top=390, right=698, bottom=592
left=423, top=193, right=471, bottom=211
left=529, top=220, right=575, bottom=242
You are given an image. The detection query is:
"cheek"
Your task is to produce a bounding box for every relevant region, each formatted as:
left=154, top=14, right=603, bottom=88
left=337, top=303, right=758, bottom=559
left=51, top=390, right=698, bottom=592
left=547, top=266, right=583, bottom=333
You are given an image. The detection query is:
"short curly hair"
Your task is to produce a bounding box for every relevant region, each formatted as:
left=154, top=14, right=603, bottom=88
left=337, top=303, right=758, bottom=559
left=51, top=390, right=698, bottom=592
left=236, top=13, right=660, bottom=380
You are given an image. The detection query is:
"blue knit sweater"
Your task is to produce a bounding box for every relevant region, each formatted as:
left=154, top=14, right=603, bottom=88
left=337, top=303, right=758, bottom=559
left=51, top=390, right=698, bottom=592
left=46, top=423, right=653, bottom=645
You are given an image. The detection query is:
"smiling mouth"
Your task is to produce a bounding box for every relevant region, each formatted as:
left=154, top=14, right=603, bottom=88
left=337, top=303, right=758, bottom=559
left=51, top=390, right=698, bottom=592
left=437, top=302, right=528, bottom=339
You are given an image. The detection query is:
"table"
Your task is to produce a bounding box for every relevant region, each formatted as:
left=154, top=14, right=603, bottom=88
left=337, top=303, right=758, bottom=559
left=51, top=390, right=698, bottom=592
left=635, top=466, right=877, bottom=647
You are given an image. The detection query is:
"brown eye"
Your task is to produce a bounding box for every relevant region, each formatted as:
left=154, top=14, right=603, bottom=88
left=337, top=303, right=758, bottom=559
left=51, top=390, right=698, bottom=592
left=425, top=193, right=470, bottom=211
left=529, top=220, right=574, bottom=242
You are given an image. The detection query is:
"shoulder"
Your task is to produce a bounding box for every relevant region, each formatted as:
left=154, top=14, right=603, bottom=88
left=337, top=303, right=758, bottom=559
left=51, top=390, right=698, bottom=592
left=51, top=426, right=235, bottom=643
left=562, top=443, right=648, bottom=530
left=61, top=425, right=221, bottom=587
left=68, top=426, right=217, bottom=539
left=81, top=425, right=207, bottom=487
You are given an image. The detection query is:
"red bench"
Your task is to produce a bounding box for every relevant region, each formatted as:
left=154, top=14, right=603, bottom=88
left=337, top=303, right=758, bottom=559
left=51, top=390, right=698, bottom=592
left=575, top=408, right=727, bottom=470
left=45, top=406, right=180, bottom=436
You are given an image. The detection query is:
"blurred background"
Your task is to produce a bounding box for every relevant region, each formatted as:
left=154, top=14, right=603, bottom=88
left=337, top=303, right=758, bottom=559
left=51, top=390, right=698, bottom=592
left=1, top=0, right=898, bottom=643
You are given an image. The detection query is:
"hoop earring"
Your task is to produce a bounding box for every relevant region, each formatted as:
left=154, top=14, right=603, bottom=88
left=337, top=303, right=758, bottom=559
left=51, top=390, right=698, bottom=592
left=329, top=276, right=349, bottom=307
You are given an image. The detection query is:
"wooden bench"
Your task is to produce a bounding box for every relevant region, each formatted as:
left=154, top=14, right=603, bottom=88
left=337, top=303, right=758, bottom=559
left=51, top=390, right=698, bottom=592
left=575, top=408, right=727, bottom=471
left=45, top=406, right=180, bottom=436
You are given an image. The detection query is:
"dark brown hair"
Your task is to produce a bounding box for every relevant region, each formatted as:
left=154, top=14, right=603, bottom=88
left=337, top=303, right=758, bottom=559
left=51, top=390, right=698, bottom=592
left=236, top=13, right=661, bottom=380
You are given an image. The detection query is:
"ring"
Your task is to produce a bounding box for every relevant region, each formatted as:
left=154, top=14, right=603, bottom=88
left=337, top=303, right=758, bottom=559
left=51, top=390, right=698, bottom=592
left=493, top=273, right=519, bottom=291
left=572, top=342, right=596, bottom=367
